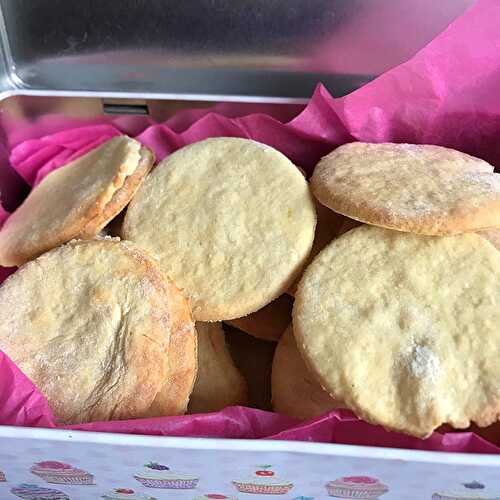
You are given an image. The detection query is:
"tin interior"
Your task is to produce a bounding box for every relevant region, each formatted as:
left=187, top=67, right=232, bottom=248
left=0, top=0, right=473, bottom=100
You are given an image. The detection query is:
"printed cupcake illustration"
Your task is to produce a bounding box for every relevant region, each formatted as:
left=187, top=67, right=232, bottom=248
left=432, top=480, right=500, bottom=499
left=193, top=495, right=238, bottom=500
left=232, top=465, right=293, bottom=495
left=11, top=483, right=70, bottom=500
left=30, top=460, right=94, bottom=485
left=0, top=469, right=6, bottom=481
left=326, top=476, right=389, bottom=498
left=134, top=461, right=199, bottom=489
left=102, top=487, right=157, bottom=499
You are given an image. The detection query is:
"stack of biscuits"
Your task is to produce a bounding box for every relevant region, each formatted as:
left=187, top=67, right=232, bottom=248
left=0, top=135, right=498, bottom=441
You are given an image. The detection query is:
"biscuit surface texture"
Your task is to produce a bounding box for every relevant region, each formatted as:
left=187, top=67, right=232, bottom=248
left=0, top=136, right=153, bottom=266
left=293, top=225, right=500, bottom=437
left=0, top=239, right=183, bottom=424
left=311, top=142, right=500, bottom=235
left=123, top=137, right=316, bottom=321
left=188, top=322, right=248, bottom=413
left=272, top=326, right=340, bottom=420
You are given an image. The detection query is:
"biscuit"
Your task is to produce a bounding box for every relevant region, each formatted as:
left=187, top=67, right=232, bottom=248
left=188, top=322, right=247, bottom=413
left=293, top=225, right=500, bottom=437
left=225, top=294, right=292, bottom=342
left=272, top=326, right=340, bottom=420
left=122, top=137, right=316, bottom=321
left=0, top=239, right=191, bottom=424
left=0, top=136, right=154, bottom=266
left=311, top=142, right=500, bottom=235
left=145, top=277, right=197, bottom=417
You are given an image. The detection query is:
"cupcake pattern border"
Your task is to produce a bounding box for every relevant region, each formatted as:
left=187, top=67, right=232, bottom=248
left=3, top=458, right=500, bottom=499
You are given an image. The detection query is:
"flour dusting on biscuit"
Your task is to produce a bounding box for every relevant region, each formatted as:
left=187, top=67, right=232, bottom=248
left=293, top=225, right=500, bottom=437
left=0, top=239, right=193, bottom=424
left=311, top=142, right=500, bottom=235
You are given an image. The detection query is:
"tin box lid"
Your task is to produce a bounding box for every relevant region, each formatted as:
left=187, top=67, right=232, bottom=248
left=0, top=0, right=473, bottom=102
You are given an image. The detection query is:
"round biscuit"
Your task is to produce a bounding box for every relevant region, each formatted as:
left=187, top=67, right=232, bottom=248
left=123, top=137, right=316, bottom=321
left=311, top=142, right=500, bottom=235
left=293, top=225, right=500, bottom=437
left=0, top=239, right=191, bottom=424
left=0, top=136, right=154, bottom=266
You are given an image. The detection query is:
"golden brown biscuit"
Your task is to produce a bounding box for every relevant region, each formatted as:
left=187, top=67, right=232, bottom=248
left=0, top=239, right=189, bottom=424
left=79, top=145, right=154, bottom=237
left=122, top=137, right=316, bottom=321
left=225, top=294, right=293, bottom=342
left=294, top=225, right=500, bottom=438
left=311, top=142, right=500, bottom=235
left=188, top=322, right=248, bottom=413
left=272, top=326, right=341, bottom=420
left=0, top=136, right=154, bottom=266
left=145, top=278, right=197, bottom=417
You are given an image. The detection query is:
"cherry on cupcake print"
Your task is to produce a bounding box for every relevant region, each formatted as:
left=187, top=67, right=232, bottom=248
left=134, top=461, right=199, bottom=489
left=432, top=480, right=500, bottom=499
left=232, top=464, right=293, bottom=495
left=30, top=460, right=94, bottom=485
left=102, top=487, right=157, bottom=499
left=326, top=476, right=389, bottom=498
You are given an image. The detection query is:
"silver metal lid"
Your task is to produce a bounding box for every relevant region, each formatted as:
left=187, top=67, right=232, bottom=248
left=0, top=0, right=472, bottom=102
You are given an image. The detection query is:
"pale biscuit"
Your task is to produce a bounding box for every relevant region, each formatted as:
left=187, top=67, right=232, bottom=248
left=0, top=239, right=191, bottom=424
left=311, top=142, right=500, bottom=235
left=122, top=137, right=316, bottom=321
left=225, top=294, right=292, bottom=342
left=0, top=136, right=154, bottom=266
left=188, top=322, right=248, bottom=413
left=272, top=326, right=341, bottom=420
left=293, top=225, right=500, bottom=437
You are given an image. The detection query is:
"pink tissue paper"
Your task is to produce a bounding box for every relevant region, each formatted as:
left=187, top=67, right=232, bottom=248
left=0, top=0, right=499, bottom=453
